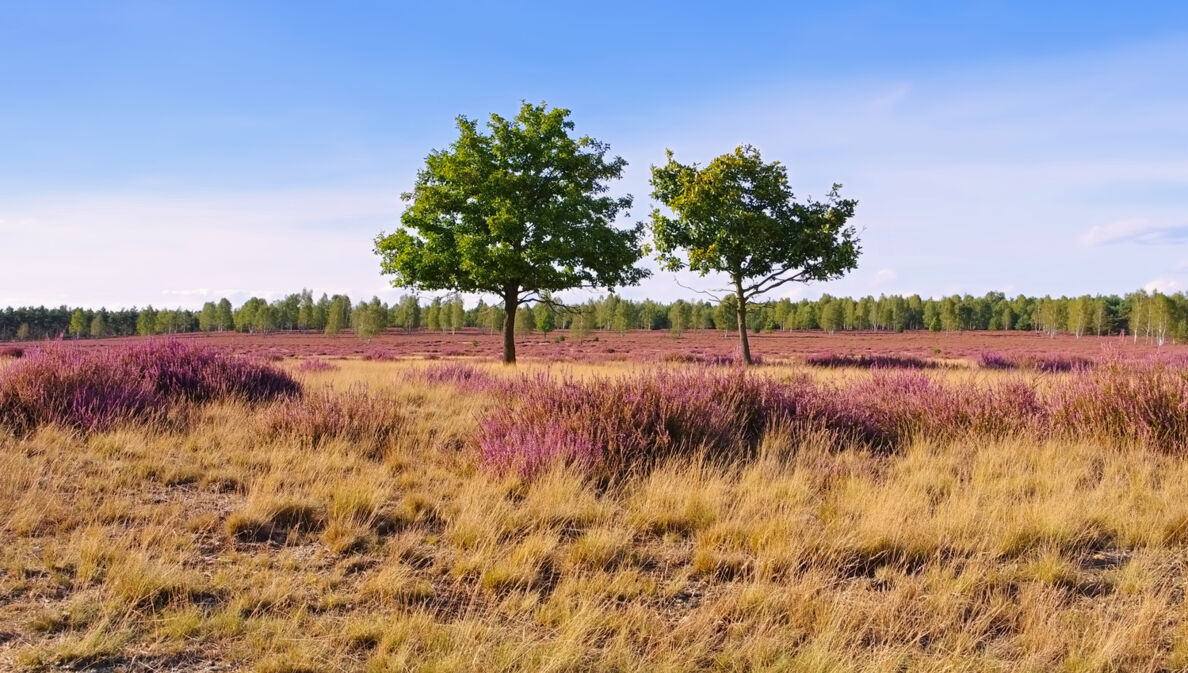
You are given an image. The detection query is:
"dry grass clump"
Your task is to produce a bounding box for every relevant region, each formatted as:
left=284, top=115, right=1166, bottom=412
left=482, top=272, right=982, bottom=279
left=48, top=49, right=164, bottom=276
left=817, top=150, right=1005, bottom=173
left=225, top=494, right=325, bottom=543
left=3, top=361, right=1188, bottom=670
left=258, top=388, right=407, bottom=455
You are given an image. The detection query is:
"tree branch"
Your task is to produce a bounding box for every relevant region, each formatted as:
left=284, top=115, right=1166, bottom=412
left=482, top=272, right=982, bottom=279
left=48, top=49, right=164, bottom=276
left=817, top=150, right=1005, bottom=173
left=672, top=277, right=729, bottom=303
left=743, top=268, right=810, bottom=300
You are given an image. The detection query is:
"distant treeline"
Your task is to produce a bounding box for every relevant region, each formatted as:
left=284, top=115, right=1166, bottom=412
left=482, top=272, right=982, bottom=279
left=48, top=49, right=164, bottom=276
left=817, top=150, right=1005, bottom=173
left=1, top=289, right=1184, bottom=344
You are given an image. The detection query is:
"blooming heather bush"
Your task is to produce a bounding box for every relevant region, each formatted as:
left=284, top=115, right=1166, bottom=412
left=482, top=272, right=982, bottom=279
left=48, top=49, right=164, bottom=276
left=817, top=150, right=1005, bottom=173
left=129, top=340, right=300, bottom=404
left=838, top=370, right=1043, bottom=446
left=1050, top=362, right=1188, bottom=446
left=297, top=359, right=339, bottom=373
left=1030, top=355, right=1094, bottom=373
left=805, top=353, right=936, bottom=369
left=0, top=345, right=23, bottom=359
left=976, top=352, right=1014, bottom=370
left=658, top=350, right=763, bottom=366
left=479, top=370, right=833, bottom=476
left=975, top=351, right=1093, bottom=373
left=0, top=341, right=298, bottom=434
left=481, top=364, right=1188, bottom=477
left=260, top=388, right=405, bottom=455
left=660, top=351, right=736, bottom=366
left=361, top=349, right=399, bottom=362
left=413, top=363, right=503, bottom=393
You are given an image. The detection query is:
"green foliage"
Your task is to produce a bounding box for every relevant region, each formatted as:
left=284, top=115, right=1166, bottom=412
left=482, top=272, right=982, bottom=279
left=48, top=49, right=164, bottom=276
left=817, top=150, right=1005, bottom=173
left=568, top=304, right=595, bottom=341
left=352, top=297, right=387, bottom=341
left=612, top=300, right=634, bottom=334
left=137, top=307, right=157, bottom=336
left=650, top=145, right=859, bottom=363
left=324, top=296, right=349, bottom=337
left=89, top=313, right=106, bottom=338
left=216, top=298, right=234, bottom=331
left=448, top=298, right=465, bottom=334
left=818, top=301, right=844, bottom=334
left=69, top=310, right=87, bottom=339
left=426, top=298, right=443, bottom=332
left=392, top=295, right=421, bottom=332
left=713, top=296, right=737, bottom=333
left=534, top=298, right=556, bottom=334
left=668, top=300, right=690, bottom=337
left=515, top=304, right=536, bottom=334
left=199, top=302, right=217, bottom=332
left=374, top=102, right=649, bottom=363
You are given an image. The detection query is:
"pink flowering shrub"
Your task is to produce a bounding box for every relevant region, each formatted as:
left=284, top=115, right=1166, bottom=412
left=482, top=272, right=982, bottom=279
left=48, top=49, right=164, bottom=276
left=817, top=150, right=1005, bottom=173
left=805, top=353, right=937, bottom=369
left=658, top=351, right=760, bottom=366
left=976, top=351, right=1093, bottom=372
left=478, top=370, right=782, bottom=475
left=478, top=362, right=1188, bottom=477
left=1049, top=362, right=1188, bottom=446
left=0, top=340, right=299, bottom=434
left=412, top=363, right=503, bottom=393
left=297, top=359, right=339, bottom=373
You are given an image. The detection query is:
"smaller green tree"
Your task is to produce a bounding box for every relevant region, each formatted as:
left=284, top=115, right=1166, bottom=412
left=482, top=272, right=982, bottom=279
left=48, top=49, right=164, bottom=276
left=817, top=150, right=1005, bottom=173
left=137, top=307, right=157, bottom=336
left=354, top=298, right=386, bottom=341
left=650, top=145, right=859, bottom=364
left=253, top=304, right=276, bottom=333
left=69, top=309, right=87, bottom=339
left=297, top=290, right=315, bottom=330
left=612, top=300, right=634, bottom=334
left=818, top=301, right=844, bottom=334
left=448, top=298, right=465, bottom=334
left=668, top=300, right=689, bottom=338
left=216, top=298, right=234, bottom=331
left=568, top=303, right=595, bottom=342
left=325, top=297, right=346, bottom=336
left=713, top=296, right=737, bottom=334
left=534, top=296, right=556, bottom=333
left=199, top=302, right=217, bottom=332
left=426, top=298, right=443, bottom=332
left=516, top=304, right=536, bottom=334
left=90, top=312, right=107, bottom=338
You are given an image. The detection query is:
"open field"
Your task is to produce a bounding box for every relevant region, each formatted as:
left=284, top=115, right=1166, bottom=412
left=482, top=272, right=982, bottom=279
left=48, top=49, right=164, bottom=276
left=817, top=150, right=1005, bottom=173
left=0, top=328, right=1180, bottom=366
left=4, top=341, right=1188, bottom=671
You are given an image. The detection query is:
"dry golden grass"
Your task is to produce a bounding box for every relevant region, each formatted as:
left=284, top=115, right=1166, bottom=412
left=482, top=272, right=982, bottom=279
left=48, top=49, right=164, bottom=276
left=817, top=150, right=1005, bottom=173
left=2, top=361, right=1188, bottom=671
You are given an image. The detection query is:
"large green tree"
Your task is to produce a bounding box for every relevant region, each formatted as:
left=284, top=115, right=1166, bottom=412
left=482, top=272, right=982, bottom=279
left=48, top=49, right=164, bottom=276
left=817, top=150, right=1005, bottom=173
left=649, top=145, right=860, bottom=364
left=374, top=102, right=649, bottom=364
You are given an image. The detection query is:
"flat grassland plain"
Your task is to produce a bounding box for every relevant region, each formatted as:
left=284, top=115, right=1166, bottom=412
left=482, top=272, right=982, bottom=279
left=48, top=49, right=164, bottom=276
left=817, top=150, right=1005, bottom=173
left=3, top=330, right=1188, bottom=672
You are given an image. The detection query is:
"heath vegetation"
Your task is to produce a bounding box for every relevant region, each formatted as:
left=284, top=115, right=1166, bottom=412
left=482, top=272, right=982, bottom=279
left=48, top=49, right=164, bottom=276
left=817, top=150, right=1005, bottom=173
left=3, top=340, right=1188, bottom=671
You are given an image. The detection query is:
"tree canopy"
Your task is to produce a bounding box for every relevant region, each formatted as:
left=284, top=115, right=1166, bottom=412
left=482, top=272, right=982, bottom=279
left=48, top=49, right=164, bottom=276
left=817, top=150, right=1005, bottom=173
left=649, top=145, right=860, bottom=364
left=374, top=101, right=648, bottom=363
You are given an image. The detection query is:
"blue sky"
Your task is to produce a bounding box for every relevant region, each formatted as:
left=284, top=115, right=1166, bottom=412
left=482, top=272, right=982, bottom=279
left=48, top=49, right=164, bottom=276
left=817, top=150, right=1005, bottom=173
left=2, top=2, right=1187, bottom=309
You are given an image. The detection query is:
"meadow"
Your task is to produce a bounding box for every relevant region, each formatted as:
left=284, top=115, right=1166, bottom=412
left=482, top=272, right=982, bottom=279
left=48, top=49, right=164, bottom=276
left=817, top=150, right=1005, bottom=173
left=2, top=332, right=1188, bottom=671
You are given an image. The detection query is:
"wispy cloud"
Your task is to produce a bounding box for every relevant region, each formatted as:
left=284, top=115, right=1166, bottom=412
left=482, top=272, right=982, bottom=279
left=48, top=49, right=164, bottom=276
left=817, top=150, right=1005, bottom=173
left=1080, top=218, right=1188, bottom=247
left=1144, top=278, right=1181, bottom=293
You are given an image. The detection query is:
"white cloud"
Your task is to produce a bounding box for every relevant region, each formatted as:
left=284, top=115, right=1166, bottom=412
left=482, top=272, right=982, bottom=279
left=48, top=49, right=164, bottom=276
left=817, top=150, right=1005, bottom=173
left=1144, top=278, right=1181, bottom=294
left=874, top=268, right=897, bottom=284
left=1080, top=218, right=1188, bottom=247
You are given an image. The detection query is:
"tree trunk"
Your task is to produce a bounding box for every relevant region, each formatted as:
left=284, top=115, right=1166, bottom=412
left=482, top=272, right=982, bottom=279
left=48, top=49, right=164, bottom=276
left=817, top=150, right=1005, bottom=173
left=734, top=279, right=753, bottom=366
left=502, top=287, right=518, bottom=365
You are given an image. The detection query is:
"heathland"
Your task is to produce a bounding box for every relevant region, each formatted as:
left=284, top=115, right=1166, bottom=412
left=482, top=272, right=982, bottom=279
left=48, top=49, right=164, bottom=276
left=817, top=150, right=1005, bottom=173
left=2, top=331, right=1188, bottom=671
